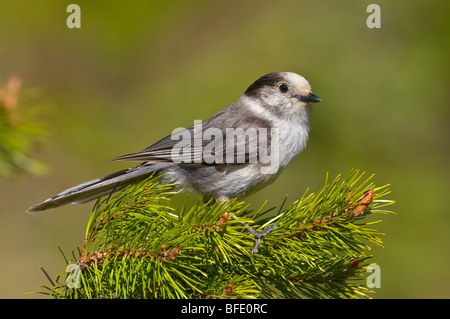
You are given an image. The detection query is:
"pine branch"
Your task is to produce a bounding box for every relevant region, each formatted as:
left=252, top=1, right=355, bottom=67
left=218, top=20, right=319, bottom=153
left=0, top=77, right=50, bottom=179
left=38, top=169, right=394, bottom=299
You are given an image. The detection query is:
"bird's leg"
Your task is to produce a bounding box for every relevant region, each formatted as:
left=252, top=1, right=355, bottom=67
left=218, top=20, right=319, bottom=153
left=218, top=197, right=278, bottom=257
left=244, top=224, right=278, bottom=257
left=232, top=215, right=278, bottom=257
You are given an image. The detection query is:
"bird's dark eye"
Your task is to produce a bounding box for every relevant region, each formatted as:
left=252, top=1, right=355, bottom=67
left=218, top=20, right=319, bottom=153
left=278, top=84, right=289, bottom=93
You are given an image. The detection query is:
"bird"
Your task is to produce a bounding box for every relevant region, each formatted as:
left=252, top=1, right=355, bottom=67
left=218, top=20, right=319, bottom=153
left=27, top=72, right=321, bottom=213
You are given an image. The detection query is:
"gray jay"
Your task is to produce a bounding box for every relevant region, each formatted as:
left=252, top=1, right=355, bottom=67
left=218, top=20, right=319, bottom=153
left=27, top=72, right=321, bottom=213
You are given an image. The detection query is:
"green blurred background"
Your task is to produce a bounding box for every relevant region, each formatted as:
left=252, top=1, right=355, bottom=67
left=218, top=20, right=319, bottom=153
left=1, top=0, right=449, bottom=298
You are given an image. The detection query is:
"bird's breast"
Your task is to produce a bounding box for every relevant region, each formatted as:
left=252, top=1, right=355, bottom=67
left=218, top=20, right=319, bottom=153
left=274, top=118, right=310, bottom=170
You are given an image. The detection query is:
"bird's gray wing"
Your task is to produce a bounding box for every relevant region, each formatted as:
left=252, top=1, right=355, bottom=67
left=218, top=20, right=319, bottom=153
left=110, top=107, right=272, bottom=166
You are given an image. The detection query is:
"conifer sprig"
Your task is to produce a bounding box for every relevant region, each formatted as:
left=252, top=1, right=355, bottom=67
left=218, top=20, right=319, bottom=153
left=39, top=169, right=394, bottom=299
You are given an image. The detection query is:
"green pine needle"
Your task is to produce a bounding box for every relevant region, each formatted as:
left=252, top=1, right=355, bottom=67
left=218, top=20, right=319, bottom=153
left=38, top=169, right=394, bottom=299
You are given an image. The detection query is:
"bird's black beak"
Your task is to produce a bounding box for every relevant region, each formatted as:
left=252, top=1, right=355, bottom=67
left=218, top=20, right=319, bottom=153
left=297, top=93, right=322, bottom=103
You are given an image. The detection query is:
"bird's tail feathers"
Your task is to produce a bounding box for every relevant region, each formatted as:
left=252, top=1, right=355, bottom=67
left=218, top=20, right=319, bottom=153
left=27, top=163, right=168, bottom=213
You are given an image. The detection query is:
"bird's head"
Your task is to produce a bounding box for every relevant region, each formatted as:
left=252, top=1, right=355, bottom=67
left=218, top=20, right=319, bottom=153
left=243, top=72, right=321, bottom=119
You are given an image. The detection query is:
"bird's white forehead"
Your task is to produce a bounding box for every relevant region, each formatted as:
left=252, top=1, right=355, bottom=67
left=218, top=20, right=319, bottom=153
left=283, top=72, right=311, bottom=92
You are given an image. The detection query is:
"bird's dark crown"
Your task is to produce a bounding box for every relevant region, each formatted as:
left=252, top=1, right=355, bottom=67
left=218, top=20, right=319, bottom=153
left=244, top=72, right=286, bottom=97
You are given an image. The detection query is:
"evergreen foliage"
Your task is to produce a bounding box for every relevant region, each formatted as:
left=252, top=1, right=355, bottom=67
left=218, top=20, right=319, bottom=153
left=39, top=169, right=394, bottom=299
left=0, top=77, right=49, bottom=178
